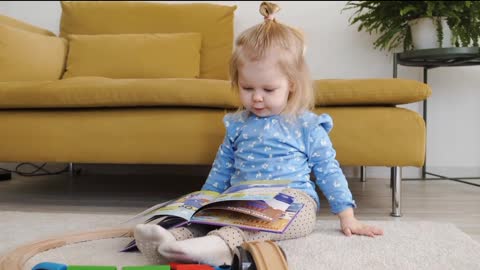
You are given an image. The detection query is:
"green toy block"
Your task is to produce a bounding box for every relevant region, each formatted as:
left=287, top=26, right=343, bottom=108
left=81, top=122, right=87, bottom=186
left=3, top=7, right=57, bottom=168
left=122, top=266, right=170, bottom=270
left=67, top=266, right=117, bottom=270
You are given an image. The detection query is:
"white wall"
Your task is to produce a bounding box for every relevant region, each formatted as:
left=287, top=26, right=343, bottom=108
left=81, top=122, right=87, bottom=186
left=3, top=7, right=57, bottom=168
left=1, top=1, right=479, bottom=178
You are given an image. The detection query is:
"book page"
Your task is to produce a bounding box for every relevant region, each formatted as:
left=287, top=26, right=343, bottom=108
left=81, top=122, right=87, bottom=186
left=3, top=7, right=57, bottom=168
left=196, top=180, right=294, bottom=221
left=124, top=190, right=220, bottom=224
left=190, top=202, right=304, bottom=233
left=213, top=180, right=292, bottom=203
left=202, top=199, right=286, bottom=221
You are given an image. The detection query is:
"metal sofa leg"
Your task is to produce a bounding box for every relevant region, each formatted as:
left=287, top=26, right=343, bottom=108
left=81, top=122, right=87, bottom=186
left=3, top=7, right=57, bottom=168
left=391, top=166, right=402, bottom=217
left=360, top=166, right=367, bottom=182
left=69, top=163, right=75, bottom=177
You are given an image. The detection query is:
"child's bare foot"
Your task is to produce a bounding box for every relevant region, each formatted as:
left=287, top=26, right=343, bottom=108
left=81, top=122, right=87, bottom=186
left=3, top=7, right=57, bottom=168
left=157, top=235, right=232, bottom=266
left=133, top=224, right=176, bottom=264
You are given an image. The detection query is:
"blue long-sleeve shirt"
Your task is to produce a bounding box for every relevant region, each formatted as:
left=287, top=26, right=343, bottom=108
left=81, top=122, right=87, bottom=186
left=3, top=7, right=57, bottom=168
left=201, top=110, right=356, bottom=214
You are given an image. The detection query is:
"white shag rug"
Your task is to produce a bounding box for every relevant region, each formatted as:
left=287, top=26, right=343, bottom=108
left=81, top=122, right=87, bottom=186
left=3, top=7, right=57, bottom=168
left=0, top=211, right=479, bottom=270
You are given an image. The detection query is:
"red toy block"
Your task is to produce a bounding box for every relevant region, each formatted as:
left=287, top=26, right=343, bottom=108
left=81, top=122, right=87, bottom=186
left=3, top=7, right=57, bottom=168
left=169, top=263, right=213, bottom=270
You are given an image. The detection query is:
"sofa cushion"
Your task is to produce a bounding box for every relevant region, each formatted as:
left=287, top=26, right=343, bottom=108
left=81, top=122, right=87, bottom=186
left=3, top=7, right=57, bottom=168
left=0, top=14, right=56, bottom=36
left=63, top=33, right=202, bottom=79
left=0, top=24, right=68, bottom=82
left=315, top=79, right=431, bottom=106
left=0, top=77, right=241, bottom=109
left=60, top=1, right=236, bottom=80
left=0, top=78, right=430, bottom=109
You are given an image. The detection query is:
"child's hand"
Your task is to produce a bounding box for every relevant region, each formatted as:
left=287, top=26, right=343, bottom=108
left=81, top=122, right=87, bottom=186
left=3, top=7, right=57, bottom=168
left=337, top=208, right=383, bottom=237
left=340, top=217, right=384, bottom=237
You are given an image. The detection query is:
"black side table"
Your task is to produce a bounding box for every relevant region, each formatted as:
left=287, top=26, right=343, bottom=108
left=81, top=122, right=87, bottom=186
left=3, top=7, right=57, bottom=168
left=394, top=47, right=480, bottom=187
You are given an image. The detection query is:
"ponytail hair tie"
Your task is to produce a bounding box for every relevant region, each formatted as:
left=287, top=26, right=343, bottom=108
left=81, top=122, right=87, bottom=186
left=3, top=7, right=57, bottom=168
left=264, top=14, right=275, bottom=21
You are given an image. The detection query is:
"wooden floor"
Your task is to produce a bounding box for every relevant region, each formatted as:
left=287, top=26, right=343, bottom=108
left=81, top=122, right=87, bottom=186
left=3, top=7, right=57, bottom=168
left=0, top=169, right=479, bottom=242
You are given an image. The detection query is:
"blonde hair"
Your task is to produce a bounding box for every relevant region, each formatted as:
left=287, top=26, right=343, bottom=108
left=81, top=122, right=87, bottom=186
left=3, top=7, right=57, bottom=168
left=230, top=1, right=314, bottom=117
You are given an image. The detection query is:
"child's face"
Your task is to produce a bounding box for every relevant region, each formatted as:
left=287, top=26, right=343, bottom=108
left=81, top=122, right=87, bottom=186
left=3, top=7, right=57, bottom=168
left=238, top=55, right=291, bottom=117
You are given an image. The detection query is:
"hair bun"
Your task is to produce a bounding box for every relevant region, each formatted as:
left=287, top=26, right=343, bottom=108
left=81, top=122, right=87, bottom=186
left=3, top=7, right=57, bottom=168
left=260, top=2, right=280, bottom=20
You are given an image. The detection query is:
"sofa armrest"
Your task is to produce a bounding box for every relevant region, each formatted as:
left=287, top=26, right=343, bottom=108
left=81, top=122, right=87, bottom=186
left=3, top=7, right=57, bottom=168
left=314, top=79, right=431, bottom=106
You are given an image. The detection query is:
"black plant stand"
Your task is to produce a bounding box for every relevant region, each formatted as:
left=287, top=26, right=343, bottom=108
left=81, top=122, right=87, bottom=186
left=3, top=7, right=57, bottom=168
left=393, top=47, right=480, bottom=187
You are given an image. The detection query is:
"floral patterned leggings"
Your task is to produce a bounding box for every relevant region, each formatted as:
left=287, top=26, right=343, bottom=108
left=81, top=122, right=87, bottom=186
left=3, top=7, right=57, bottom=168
left=167, top=188, right=317, bottom=253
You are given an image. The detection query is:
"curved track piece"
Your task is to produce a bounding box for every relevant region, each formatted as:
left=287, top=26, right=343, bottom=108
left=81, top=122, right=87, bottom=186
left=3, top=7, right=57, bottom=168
left=0, top=227, right=132, bottom=270
left=232, top=240, right=288, bottom=270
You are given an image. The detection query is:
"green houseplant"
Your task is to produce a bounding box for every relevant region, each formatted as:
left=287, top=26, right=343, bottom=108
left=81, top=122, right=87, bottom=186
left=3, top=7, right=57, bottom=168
left=343, top=1, right=480, bottom=52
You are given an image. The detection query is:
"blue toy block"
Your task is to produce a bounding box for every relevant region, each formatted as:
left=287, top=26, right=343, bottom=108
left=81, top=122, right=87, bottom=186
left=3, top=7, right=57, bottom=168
left=32, top=262, right=67, bottom=270
left=68, top=266, right=117, bottom=270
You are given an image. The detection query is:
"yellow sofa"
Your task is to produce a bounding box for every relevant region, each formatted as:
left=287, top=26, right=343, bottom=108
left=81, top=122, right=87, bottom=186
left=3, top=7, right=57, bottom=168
left=0, top=2, right=431, bottom=216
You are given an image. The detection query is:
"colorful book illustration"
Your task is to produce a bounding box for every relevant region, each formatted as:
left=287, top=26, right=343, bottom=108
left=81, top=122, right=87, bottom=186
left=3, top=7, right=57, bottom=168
left=121, top=180, right=304, bottom=252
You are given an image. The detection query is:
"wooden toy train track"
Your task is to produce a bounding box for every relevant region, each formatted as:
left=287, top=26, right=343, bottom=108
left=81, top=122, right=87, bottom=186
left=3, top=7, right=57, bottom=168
left=232, top=240, right=289, bottom=270
left=0, top=227, right=132, bottom=270
left=0, top=228, right=289, bottom=270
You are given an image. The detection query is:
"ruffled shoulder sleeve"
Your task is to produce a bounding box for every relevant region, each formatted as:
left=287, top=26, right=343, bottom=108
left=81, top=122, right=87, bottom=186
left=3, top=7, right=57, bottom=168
left=301, top=111, right=333, bottom=134
left=302, top=111, right=335, bottom=156
left=315, top=113, right=333, bottom=133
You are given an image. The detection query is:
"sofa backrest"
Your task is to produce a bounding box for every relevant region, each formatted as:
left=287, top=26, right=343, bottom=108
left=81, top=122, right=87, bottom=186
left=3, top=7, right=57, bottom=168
left=59, top=1, right=236, bottom=80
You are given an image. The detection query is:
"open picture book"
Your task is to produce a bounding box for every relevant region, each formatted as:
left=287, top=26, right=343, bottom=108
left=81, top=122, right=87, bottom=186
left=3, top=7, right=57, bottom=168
left=121, top=180, right=304, bottom=252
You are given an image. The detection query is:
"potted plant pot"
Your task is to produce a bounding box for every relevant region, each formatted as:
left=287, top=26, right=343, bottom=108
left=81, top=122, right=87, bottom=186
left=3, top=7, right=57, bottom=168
left=409, top=17, right=452, bottom=50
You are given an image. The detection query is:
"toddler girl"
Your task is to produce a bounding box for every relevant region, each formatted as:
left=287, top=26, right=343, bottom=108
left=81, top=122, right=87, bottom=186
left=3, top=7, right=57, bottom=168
left=134, top=1, right=383, bottom=266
